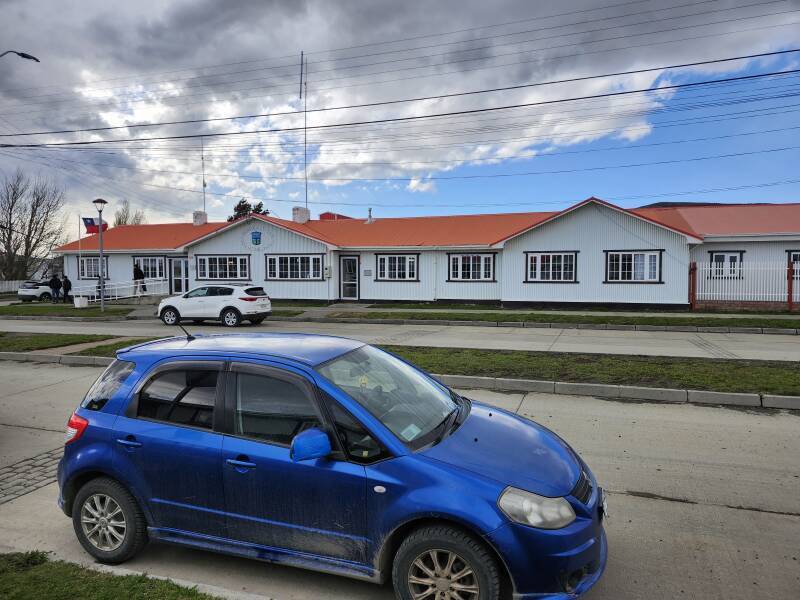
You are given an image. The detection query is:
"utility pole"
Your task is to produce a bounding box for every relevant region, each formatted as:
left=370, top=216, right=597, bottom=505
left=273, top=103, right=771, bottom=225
left=299, top=51, right=308, bottom=209
left=200, top=136, right=207, bottom=213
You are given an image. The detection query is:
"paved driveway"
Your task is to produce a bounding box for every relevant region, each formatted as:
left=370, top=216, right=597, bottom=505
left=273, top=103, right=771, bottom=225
left=0, top=362, right=798, bottom=599
left=2, top=317, right=799, bottom=360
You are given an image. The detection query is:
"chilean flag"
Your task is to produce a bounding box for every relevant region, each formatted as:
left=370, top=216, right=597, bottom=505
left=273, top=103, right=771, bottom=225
left=82, top=217, right=108, bottom=234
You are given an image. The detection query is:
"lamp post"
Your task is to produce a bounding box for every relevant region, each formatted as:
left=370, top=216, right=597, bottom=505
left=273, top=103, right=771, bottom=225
left=93, top=198, right=108, bottom=312
left=0, top=50, right=40, bottom=62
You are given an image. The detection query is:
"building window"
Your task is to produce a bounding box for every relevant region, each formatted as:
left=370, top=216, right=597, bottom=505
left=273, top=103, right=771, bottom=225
left=133, top=256, right=164, bottom=279
left=265, top=255, right=323, bottom=281
left=196, top=255, right=249, bottom=280
left=449, top=254, right=494, bottom=281
left=790, top=251, right=800, bottom=279
left=78, top=256, right=109, bottom=279
left=709, top=251, right=743, bottom=279
left=376, top=254, right=418, bottom=281
left=606, top=251, right=661, bottom=282
left=526, top=252, right=577, bottom=282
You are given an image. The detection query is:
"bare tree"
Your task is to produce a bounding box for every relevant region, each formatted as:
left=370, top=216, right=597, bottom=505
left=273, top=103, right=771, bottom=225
left=113, top=199, right=146, bottom=226
left=0, top=169, right=65, bottom=280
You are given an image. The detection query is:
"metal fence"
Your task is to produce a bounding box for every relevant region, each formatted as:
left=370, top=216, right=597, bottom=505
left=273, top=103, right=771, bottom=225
left=695, top=262, right=798, bottom=304
left=72, top=278, right=169, bottom=303
left=0, top=280, right=26, bottom=293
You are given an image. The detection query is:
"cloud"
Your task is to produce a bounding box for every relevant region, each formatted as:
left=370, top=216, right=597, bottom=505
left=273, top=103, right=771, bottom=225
left=407, top=177, right=436, bottom=193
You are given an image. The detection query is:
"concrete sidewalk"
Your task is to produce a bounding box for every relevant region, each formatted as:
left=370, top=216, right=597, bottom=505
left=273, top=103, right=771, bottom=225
left=2, top=316, right=800, bottom=360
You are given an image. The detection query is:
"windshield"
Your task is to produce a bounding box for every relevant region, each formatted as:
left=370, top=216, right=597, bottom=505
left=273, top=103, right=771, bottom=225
left=316, top=345, right=456, bottom=446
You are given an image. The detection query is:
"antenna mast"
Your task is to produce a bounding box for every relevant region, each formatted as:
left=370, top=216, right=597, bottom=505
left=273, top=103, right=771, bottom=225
left=300, top=51, right=308, bottom=209
left=200, top=136, right=207, bottom=213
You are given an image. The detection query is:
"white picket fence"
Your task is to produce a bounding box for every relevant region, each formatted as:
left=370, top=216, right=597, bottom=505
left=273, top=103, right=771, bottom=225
left=695, top=262, right=798, bottom=303
left=0, top=280, right=26, bottom=293
left=72, top=278, right=169, bottom=303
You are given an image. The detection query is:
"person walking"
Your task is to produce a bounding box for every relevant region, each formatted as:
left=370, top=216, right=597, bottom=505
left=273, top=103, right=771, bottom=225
left=48, top=274, right=62, bottom=303
left=133, top=263, right=145, bottom=296
left=62, top=274, right=72, bottom=304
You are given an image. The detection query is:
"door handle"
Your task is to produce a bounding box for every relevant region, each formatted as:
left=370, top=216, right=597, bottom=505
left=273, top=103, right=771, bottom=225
left=226, top=458, right=256, bottom=469
left=116, top=437, right=142, bottom=448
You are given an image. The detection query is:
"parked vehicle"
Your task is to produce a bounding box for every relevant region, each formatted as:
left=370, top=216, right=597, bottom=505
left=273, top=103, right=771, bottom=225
left=157, top=285, right=271, bottom=327
left=58, top=334, right=607, bottom=599
left=17, top=280, right=54, bottom=302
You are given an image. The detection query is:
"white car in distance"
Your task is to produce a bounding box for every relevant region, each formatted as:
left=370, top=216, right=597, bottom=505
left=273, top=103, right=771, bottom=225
left=158, top=284, right=272, bottom=327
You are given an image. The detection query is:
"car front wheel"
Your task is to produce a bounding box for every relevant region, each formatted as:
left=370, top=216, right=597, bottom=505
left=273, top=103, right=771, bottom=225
left=393, top=525, right=500, bottom=600
left=72, top=477, right=147, bottom=564
left=221, top=308, right=241, bottom=327
left=39, top=292, right=51, bottom=302
left=160, top=307, right=180, bottom=325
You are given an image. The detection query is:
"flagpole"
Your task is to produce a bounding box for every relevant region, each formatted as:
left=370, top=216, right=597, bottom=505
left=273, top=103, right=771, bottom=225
left=77, top=214, right=81, bottom=277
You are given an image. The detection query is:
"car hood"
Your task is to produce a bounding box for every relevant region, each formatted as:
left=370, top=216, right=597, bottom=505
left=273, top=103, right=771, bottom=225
left=420, top=402, right=581, bottom=497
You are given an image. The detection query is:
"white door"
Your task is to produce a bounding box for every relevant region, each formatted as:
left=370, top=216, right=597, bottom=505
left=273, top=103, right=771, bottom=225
left=181, top=286, right=211, bottom=317
left=170, top=258, right=189, bottom=294
left=340, top=256, right=359, bottom=300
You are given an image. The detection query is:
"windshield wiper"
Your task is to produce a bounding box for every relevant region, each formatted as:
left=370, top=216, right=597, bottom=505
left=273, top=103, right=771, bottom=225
left=432, top=403, right=461, bottom=445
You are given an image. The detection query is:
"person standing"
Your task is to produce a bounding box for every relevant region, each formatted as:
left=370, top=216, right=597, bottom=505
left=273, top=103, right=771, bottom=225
left=62, top=274, right=72, bottom=304
left=48, top=274, right=62, bottom=303
left=133, top=263, right=145, bottom=295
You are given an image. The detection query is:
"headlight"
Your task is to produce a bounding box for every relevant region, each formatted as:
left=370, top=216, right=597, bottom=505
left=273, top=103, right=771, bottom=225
left=498, top=487, right=576, bottom=529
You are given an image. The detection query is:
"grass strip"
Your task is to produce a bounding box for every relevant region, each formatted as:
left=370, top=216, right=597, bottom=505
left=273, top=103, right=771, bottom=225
left=0, top=551, right=218, bottom=599
left=334, top=310, right=800, bottom=329
left=0, top=332, right=115, bottom=352
left=74, top=337, right=162, bottom=357
left=0, top=304, right=131, bottom=317
left=270, top=300, right=330, bottom=307
left=381, top=345, right=800, bottom=396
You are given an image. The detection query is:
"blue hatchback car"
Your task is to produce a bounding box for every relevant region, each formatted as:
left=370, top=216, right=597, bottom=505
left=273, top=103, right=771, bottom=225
left=58, top=333, right=607, bottom=599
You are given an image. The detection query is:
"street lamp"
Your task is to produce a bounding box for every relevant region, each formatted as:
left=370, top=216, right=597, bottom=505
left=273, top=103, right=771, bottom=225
left=0, top=50, right=40, bottom=62
left=93, top=198, right=108, bottom=312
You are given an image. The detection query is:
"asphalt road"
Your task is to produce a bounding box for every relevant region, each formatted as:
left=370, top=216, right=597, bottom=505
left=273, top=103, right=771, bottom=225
left=2, top=316, right=800, bottom=360
left=1, top=362, right=798, bottom=598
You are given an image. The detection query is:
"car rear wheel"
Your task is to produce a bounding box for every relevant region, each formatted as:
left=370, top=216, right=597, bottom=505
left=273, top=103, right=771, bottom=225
left=39, top=292, right=51, bottom=302
left=221, top=308, right=241, bottom=327
left=72, top=477, right=147, bottom=564
left=160, top=307, right=180, bottom=325
left=393, top=525, right=500, bottom=600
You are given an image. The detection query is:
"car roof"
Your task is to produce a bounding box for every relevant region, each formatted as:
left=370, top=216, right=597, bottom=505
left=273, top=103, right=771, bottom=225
left=118, top=332, right=365, bottom=366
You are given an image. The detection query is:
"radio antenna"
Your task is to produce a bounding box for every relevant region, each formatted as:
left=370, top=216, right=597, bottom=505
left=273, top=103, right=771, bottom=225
left=178, top=323, right=196, bottom=341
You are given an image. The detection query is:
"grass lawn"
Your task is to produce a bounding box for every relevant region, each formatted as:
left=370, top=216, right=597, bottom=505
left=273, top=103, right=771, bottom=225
left=334, top=310, right=800, bottom=329
left=270, top=300, right=329, bottom=307
left=382, top=345, right=800, bottom=396
left=0, top=332, right=115, bottom=352
left=0, top=303, right=131, bottom=317
left=366, top=302, right=795, bottom=315
left=0, top=552, right=218, bottom=599
left=271, top=309, right=304, bottom=317
left=74, top=337, right=163, bottom=357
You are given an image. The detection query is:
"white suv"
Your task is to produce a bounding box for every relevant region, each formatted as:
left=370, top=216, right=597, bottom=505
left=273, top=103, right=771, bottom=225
left=17, top=280, right=55, bottom=302
left=157, top=285, right=272, bottom=327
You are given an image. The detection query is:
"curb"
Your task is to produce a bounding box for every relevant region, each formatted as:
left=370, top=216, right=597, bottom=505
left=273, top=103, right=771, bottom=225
left=0, top=315, right=128, bottom=322
left=0, top=353, right=794, bottom=410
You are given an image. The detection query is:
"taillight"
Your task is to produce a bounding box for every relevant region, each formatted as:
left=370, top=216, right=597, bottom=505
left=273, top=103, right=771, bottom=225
left=65, top=412, right=89, bottom=445
left=239, top=296, right=258, bottom=302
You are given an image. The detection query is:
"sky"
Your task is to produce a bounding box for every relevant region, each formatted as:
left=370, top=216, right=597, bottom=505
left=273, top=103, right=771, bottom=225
left=0, top=0, right=799, bottom=235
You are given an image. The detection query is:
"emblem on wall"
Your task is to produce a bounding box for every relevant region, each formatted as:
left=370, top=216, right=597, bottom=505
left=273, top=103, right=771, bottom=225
left=251, top=231, right=262, bottom=246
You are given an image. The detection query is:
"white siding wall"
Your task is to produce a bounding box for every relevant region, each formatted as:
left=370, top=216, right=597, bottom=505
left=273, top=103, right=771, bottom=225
left=690, top=240, right=798, bottom=264
left=188, top=220, right=337, bottom=300
left=501, top=203, right=690, bottom=304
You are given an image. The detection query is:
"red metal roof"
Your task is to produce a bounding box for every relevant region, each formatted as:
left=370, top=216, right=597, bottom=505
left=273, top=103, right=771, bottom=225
left=56, top=222, right=227, bottom=252
left=632, top=203, right=800, bottom=237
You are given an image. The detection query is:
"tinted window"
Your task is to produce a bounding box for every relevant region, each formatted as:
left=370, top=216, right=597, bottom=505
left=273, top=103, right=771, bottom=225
left=138, top=369, right=218, bottom=430
left=327, top=399, right=388, bottom=464
left=234, top=372, right=320, bottom=445
left=244, top=287, right=267, bottom=296
left=212, top=287, right=233, bottom=296
left=81, top=360, right=135, bottom=411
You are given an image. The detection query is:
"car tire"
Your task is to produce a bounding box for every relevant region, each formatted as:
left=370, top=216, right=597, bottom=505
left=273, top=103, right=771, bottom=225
left=221, top=308, right=241, bottom=327
left=72, top=477, right=147, bottom=565
left=39, top=292, right=51, bottom=302
left=393, top=525, right=500, bottom=600
left=160, top=307, right=180, bottom=325
left=249, top=316, right=265, bottom=325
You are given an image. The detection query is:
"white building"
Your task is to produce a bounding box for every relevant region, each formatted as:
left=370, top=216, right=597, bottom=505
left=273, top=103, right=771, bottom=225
left=55, top=198, right=800, bottom=309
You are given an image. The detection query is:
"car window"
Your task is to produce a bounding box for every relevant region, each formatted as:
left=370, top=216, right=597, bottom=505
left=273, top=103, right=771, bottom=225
left=137, top=369, right=218, bottom=430
left=244, top=287, right=267, bottom=296
left=326, top=398, right=388, bottom=464
left=185, top=287, right=209, bottom=298
left=233, top=372, right=321, bottom=446
left=81, top=360, right=135, bottom=411
left=213, top=287, right=233, bottom=296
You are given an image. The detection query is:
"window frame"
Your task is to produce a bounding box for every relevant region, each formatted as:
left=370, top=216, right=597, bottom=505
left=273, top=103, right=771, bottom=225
left=604, top=249, right=664, bottom=284
left=707, top=250, right=745, bottom=280
left=788, top=250, right=800, bottom=280
left=264, top=253, right=324, bottom=282
left=195, top=254, right=251, bottom=281
left=125, top=360, right=226, bottom=432
left=446, top=253, right=496, bottom=282
left=133, top=255, right=165, bottom=280
left=375, top=253, right=420, bottom=282
left=77, top=255, right=110, bottom=280
left=524, top=251, right=579, bottom=283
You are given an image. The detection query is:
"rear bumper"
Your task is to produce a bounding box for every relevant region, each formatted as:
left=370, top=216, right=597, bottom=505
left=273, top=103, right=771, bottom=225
left=240, top=309, right=272, bottom=317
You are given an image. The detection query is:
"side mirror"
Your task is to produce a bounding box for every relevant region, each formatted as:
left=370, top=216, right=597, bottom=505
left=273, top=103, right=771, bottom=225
left=290, top=428, right=332, bottom=462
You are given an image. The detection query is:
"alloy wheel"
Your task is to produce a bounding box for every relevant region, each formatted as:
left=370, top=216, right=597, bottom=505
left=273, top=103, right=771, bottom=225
left=223, top=310, right=239, bottom=326
left=408, top=549, right=480, bottom=600
left=163, top=310, right=177, bottom=324
left=80, top=493, right=126, bottom=551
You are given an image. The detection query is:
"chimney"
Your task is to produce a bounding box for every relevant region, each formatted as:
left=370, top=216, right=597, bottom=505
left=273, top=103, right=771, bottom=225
left=193, top=210, right=208, bottom=226
left=366, top=207, right=374, bottom=224
left=292, top=206, right=311, bottom=224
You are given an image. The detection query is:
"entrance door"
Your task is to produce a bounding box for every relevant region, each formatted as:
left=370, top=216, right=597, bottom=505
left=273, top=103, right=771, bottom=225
left=170, top=258, right=189, bottom=294
left=340, top=256, right=359, bottom=300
